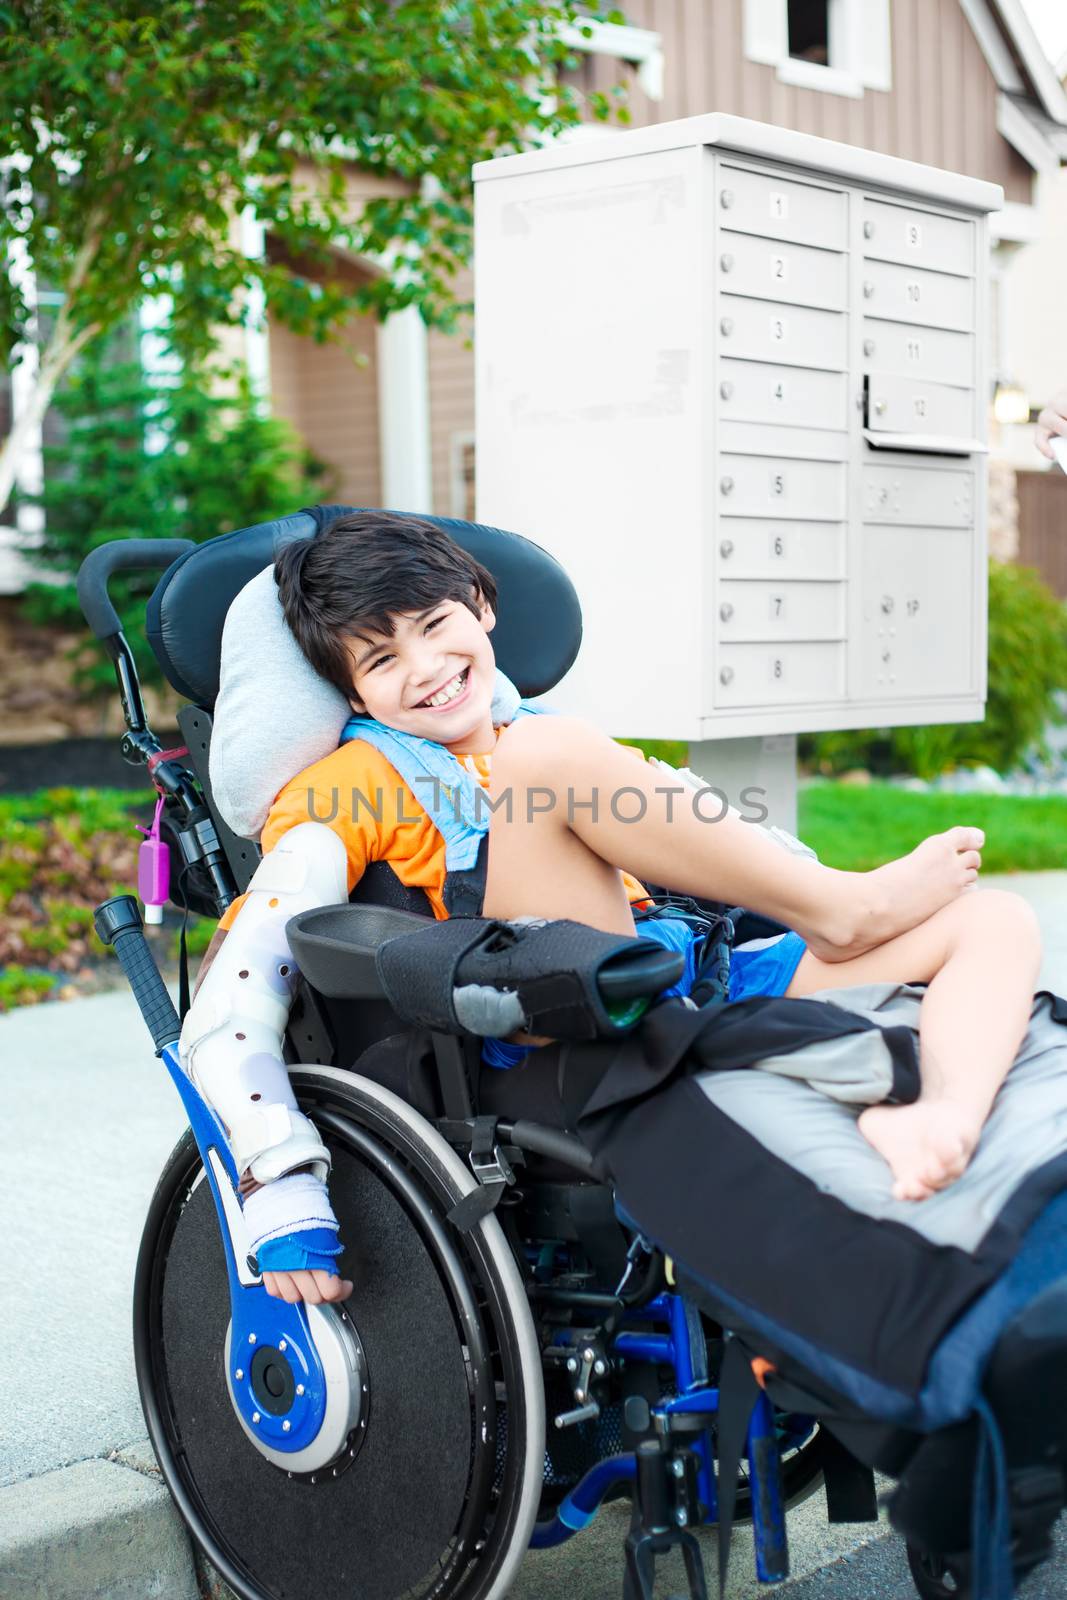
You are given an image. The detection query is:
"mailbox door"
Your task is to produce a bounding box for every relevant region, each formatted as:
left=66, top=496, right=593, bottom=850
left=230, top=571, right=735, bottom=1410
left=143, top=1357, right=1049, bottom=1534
left=858, top=527, right=973, bottom=700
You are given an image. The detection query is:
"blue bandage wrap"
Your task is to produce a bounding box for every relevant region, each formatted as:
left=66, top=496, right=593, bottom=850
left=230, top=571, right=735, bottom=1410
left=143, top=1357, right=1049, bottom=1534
left=255, top=1227, right=343, bottom=1276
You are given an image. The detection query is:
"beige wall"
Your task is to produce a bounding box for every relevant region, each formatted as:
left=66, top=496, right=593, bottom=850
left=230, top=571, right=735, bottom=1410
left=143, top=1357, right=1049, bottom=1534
left=268, top=248, right=382, bottom=508
left=575, top=0, right=1034, bottom=201
left=427, top=269, right=475, bottom=517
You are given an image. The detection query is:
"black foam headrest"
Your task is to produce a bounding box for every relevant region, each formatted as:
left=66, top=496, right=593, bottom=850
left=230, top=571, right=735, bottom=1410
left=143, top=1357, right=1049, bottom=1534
left=145, top=504, right=583, bottom=709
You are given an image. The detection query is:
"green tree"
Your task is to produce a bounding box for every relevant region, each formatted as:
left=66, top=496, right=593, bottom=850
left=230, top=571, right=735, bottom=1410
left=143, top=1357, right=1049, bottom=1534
left=0, top=0, right=624, bottom=507
left=21, top=344, right=330, bottom=688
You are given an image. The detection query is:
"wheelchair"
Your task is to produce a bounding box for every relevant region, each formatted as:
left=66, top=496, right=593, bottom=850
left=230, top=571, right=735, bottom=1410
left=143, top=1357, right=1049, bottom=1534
left=78, top=506, right=991, bottom=1600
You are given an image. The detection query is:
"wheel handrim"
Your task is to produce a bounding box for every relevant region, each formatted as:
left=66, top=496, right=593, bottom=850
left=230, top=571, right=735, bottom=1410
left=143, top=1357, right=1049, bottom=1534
left=135, top=1078, right=538, bottom=1600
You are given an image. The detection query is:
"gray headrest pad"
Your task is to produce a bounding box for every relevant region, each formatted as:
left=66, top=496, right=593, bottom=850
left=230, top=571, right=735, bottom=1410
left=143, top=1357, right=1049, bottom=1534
left=209, top=565, right=351, bottom=838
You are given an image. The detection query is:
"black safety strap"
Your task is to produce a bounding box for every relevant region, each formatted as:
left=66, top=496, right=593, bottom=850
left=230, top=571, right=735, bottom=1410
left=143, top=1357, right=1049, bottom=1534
left=715, top=1335, right=761, bottom=1600
left=447, top=1116, right=516, bottom=1233
left=821, top=1429, right=879, bottom=1523
left=178, top=862, right=192, bottom=1023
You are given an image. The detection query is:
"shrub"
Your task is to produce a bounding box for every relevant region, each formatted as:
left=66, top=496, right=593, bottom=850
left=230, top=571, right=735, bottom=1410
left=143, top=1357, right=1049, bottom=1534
left=20, top=350, right=331, bottom=694
left=799, top=561, right=1067, bottom=779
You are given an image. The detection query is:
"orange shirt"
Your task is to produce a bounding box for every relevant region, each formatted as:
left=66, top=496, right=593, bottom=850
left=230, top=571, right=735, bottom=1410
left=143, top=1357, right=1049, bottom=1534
left=218, top=729, right=649, bottom=931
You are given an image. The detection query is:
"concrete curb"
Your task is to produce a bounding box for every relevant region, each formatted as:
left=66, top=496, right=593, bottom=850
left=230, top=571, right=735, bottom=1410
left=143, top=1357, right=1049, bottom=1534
left=0, top=1452, right=199, bottom=1600
left=0, top=1433, right=895, bottom=1600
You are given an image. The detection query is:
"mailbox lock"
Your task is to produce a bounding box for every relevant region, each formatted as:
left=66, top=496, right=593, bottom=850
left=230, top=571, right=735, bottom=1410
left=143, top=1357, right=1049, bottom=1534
left=720, top=189, right=734, bottom=210
left=720, top=380, right=734, bottom=401
left=720, top=252, right=734, bottom=273
left=874, top=397, right=887, bottom=416
left=719, top=666, right=734, bottom=685
left=720, top=317, right=734, bottom=337
left=719, top=539, right=734, bottom=558
left=863, top=281, right=875, bottom=299
left=863, top=338, right=876, bottom=357
left=720, top=476, right=735, bottom=496
left=719, top=603, right=734, bottom=622
left=880, top=595, right=894, bottom=615
left=864, top=220, right=875, bottom=239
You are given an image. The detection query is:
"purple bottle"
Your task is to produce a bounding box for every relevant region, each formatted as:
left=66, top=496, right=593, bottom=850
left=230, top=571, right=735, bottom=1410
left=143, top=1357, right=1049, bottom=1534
left=136, top=795, right=170, bottom=926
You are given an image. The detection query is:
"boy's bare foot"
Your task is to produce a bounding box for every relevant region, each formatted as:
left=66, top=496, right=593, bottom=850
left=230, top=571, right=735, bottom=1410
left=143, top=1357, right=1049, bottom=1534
left=857, top=1099, right=983, bottom=1201
left=262, top=1267, right=354, bottom=1305
left=806, top=827, right=984, bottom=962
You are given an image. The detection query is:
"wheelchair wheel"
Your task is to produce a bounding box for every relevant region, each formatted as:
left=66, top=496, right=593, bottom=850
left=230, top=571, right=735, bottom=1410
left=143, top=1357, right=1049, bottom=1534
left=135, top=1068, right=545, bottom=1600
left=906, top=1543, right=971, bottom=1599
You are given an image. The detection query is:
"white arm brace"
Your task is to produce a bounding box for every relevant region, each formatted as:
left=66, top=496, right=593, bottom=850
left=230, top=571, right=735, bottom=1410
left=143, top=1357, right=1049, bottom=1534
left=179, top=822, right=349, bottom=1186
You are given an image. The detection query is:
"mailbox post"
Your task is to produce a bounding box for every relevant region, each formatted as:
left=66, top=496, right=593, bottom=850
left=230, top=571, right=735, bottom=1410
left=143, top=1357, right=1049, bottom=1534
left=473, top=114, right=1002, bottom=830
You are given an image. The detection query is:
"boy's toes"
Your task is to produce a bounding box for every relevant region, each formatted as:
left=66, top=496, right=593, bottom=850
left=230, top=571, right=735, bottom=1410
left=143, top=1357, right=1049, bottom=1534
left=894, top=1172, right=936, bottom=1202
left=950, top=826, right=985, bottom=852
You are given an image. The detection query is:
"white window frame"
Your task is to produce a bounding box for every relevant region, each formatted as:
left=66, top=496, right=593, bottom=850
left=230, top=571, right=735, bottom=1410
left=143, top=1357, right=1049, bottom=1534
left=557, top=19, right=665, bottom=102
left=743, top=0, right=891, bottom=100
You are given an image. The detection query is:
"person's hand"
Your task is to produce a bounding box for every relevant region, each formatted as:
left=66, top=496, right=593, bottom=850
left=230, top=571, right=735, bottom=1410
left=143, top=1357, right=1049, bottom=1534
left=262, top=1267, right=354, bottom=1304
left=1035, top=389, right=1067, bottom=460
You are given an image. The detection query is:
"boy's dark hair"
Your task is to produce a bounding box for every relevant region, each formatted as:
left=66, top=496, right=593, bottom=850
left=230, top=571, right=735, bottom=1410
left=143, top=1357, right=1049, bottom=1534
left=275, top=511, right=498, bottom=698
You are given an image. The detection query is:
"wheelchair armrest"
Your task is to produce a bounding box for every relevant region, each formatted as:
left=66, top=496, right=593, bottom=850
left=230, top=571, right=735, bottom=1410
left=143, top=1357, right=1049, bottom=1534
left=286, top=903, right=433, bottom=999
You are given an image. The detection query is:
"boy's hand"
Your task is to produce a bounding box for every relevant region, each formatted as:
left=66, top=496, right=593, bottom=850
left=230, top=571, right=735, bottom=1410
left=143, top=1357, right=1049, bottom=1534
left=262, top=1268, right=354, bottom=1305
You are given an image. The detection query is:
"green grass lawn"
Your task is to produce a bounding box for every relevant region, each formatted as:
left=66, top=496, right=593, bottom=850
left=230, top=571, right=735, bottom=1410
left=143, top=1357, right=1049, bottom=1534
left=799, top=782, right=1067, bottom=873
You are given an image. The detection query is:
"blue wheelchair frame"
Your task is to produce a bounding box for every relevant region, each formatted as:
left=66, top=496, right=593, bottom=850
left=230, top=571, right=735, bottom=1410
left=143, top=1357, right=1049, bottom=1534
left=159, top=1030, right=804, bottom=1585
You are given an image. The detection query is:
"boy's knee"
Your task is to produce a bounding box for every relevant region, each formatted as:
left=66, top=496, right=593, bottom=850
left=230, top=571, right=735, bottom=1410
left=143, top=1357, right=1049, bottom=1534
left=495, top=714, right=588, bottom=775
left=959, top=889, right=1042, bottom=956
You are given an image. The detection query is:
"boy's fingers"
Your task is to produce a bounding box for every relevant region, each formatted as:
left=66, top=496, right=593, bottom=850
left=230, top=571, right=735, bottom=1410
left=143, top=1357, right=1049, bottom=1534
left=314, top=1269, right=354, bottom=1302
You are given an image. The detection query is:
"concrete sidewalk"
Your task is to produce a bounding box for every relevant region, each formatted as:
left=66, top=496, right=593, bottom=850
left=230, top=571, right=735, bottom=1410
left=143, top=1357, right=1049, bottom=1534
left=2, top=874, right=1066, bottom=1598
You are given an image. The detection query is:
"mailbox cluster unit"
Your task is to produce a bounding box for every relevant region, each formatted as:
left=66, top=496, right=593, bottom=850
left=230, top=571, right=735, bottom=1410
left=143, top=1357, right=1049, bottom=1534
left=473, top=114, right=1002, bottom=741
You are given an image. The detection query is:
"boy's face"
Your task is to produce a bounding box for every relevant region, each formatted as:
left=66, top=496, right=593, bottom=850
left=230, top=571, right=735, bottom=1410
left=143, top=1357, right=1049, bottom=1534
left=344, top=591, right=498, bottom=752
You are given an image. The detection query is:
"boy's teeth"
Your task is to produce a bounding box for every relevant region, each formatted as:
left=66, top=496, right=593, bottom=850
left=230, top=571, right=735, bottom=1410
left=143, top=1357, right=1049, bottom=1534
left=423, top=670, right=466, bottom=708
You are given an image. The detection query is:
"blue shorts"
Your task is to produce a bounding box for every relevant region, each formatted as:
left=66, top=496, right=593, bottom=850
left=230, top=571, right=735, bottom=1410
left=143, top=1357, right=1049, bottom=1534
left=728, top=929, right=807, bottom=1003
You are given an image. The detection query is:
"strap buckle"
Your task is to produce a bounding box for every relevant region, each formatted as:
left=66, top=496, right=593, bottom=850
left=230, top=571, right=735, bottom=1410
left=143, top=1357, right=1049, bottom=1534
left=446, top=1117, right=516, bottom=1234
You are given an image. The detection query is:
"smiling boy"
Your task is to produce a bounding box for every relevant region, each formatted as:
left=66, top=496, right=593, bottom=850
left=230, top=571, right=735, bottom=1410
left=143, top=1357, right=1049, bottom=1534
left=201, top=510, right=1039, bottom=1307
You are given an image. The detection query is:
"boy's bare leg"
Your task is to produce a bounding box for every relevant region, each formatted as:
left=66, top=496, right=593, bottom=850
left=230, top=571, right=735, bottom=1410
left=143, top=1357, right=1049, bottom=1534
left=785, top=888, right=1043, bottom=1199
left=485, top=718, right=983, bottom=960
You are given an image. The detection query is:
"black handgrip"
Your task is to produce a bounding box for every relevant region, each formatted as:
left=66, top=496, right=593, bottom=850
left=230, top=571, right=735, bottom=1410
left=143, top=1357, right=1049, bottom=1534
left=94, top=896, right=182, bottom=1053
left=77, top=539, right=195, bottom=641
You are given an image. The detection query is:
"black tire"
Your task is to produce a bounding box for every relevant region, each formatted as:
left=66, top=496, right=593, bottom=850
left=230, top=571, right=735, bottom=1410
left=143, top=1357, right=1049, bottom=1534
left=134, top=1068, right=544, bottom=1600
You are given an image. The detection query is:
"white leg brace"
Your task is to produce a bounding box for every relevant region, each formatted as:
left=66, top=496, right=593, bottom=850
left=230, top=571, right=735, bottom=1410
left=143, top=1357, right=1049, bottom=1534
left=179, top=824, right=349, bottom=1252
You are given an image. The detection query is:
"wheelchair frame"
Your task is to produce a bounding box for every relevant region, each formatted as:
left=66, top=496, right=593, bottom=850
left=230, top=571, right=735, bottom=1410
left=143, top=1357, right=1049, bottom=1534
left=81, top=536, right=832, bottom=1600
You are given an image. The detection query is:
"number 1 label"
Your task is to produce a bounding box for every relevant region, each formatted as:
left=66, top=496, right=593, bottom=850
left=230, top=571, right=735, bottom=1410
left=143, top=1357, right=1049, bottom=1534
left=770, top=192, right=789, bottom=220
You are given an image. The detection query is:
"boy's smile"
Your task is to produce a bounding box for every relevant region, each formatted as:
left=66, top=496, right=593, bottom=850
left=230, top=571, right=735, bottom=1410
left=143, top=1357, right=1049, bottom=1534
left=344, top=593, right=498, bottom=752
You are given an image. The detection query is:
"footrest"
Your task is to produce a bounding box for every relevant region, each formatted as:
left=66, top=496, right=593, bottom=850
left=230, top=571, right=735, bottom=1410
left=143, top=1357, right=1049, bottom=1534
left=377, top=917, right=685, bottom=1041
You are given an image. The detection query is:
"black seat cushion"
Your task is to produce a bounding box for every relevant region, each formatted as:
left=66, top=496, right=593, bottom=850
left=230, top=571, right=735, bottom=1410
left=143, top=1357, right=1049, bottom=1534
left=145, top=503, right=583, bottom=710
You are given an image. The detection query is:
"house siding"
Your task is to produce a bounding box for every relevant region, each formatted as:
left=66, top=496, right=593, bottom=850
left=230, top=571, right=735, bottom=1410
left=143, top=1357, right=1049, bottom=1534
left=267, top=251, right=382, bottom=509
left=427, top=268, right=475, bottom=518
left=574, top=0, right=1033, bottom=199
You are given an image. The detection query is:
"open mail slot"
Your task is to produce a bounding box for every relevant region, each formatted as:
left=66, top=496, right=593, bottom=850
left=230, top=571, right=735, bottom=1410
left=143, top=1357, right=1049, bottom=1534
left=864, top=373, right=983, bottom=455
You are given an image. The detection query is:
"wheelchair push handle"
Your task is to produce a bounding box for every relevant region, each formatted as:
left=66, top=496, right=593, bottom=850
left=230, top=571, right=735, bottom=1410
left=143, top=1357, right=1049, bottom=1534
left=77, top=539, right=195, bottom=644
left=94, top=895, right=182, bottom=1054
